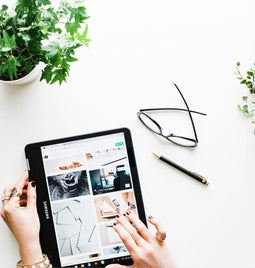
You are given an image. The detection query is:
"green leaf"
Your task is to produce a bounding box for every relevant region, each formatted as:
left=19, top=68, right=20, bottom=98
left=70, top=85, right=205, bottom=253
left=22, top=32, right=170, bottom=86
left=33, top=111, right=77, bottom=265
left=40, top=65, right=52, bottom=83
left=18, top=32, right=30, bottom=42
left=7, top=56, right=18, bottom=80
left=2, top=30, right=16, bottom=49
left=41, top=0, right=51, bottom=5
left=66, top=54, right=77, bottom=62
left=238, top=104, right=254, bottom=116
left=43, top=43, right=59, bottom=57
left=66, top=22, right=79, bottom=36
left=51, top=68, right=67, bottom=85
left=76, top=24, right=90, bottom=46
left=246, top=82, right=253, bottom=89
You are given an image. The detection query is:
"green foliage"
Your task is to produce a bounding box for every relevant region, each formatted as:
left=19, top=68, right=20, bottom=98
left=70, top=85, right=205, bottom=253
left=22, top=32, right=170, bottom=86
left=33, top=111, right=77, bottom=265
left=235, top=61, right=255, bottom=134
left=0, top=0, right=90, bottom=85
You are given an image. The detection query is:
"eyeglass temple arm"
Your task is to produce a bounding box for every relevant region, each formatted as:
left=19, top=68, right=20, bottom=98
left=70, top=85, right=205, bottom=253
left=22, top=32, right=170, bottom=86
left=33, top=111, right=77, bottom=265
left=173, top=83, right=199, bottom=143
left=139, top=108, right=207, bottom=116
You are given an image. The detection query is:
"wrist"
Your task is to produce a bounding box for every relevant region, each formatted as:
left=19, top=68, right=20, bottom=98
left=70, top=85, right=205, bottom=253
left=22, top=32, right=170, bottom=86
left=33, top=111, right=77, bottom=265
left=16, top=254, right=50, bottom=268
left=19, top=239, right=43, bottom=264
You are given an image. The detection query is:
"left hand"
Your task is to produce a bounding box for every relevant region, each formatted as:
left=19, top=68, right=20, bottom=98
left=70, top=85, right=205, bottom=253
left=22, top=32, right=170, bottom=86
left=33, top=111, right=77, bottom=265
left=1, top=171, right=43, bottom=264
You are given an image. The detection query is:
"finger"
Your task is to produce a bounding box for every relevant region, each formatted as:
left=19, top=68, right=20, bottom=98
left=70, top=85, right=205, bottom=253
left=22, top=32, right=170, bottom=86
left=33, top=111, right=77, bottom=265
left=2, top=172, right=29, bottom=207
left=112, top=219, right=138, bottom=254
left=20, top=187, right=27, bottom=199
left=1, top=196, right=20, bottom=212
left=148, top=215, right=167, bottom=243
left=9, top=171, right=28, bottom=203
left=7, top=195, right=21, bottom=205
left=19, top=198, right=27, bottom=207
left=4, top=171, right=29, bottom=197
left=14, top=171, right=29, bottom=195
left=1, top=192, right=11, bottom=203
left=3, top=185, right=15, bottom=196
left=1, top=190, right=19, bottom=205
left=19, top=186, right=28, bottom=207
left=124, top=212, right=153, bottom=243
left=116, top=215, right=144, bottom=246
left=26, top=181, right=37, bottom=210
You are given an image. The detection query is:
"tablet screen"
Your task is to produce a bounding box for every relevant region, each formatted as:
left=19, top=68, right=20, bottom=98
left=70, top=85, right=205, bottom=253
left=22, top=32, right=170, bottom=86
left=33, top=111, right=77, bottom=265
left=25, top=128, right=146, bottom=268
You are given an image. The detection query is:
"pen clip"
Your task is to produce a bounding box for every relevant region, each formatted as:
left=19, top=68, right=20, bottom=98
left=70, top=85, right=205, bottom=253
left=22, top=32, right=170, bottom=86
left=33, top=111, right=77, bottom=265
left=191, top=172, right=203, bottom=179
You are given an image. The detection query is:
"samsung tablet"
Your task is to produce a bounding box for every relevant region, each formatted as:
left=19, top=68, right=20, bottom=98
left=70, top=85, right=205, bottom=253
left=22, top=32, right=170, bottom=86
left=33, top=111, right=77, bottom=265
left=25, top=128, right=146, bottom=268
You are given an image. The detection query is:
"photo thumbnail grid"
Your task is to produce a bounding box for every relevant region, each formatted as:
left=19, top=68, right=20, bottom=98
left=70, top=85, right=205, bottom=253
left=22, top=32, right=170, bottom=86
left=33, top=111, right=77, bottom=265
left=41, top=137, right=138, bottom=265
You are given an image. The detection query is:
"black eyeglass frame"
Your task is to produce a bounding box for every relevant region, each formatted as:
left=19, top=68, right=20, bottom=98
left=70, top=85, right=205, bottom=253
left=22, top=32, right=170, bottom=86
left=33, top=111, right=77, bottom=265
left=137, top=83, right=207, bottom=148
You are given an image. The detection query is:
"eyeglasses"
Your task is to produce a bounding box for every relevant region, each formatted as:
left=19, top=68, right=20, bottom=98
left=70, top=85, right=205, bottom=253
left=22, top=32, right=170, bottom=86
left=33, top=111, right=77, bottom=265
left=137, top=83, right=207, bottom=147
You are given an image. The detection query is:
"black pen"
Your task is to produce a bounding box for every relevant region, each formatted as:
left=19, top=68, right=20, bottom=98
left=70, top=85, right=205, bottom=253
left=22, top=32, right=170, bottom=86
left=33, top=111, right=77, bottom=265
left=152, top=153, right=209, bottom=186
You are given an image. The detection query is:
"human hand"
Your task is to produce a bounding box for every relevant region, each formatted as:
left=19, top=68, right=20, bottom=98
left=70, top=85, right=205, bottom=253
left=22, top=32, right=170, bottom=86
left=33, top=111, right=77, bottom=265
left=1, top=171, right=43, bottom=264
left=106, top=212, right=176, bottom=268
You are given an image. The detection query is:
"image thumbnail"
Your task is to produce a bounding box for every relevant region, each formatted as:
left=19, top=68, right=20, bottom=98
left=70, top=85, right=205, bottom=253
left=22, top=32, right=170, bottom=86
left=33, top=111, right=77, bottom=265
left=90, top=164, right=132, bottom=195
left=85, top=146, right=126, bottom=168
left=103, top=245, right=128, bottom=256
left=52, top=199, right=101, bottom=257
left=48, top=170, right=90, bottom=201
left=94, top=191, right=136, bottom=222
left=99, top=223, right=122, bottom=246
left=42, top=154, right=85, bottom=174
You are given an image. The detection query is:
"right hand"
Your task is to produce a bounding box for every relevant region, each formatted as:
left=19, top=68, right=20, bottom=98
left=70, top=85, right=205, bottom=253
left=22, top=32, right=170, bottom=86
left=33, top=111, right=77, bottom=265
left=106, top=212, right=176, bottom=268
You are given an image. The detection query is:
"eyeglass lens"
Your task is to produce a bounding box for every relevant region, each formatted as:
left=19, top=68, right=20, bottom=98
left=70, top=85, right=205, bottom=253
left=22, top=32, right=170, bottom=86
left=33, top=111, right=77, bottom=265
left=138, top=111, right=197, bottom=147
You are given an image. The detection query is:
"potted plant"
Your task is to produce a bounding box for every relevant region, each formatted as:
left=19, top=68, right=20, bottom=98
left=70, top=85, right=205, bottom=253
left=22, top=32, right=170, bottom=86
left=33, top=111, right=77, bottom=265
left=235, top=61, right=255, bottom=134
left=0, top=0, right=90, bottom=85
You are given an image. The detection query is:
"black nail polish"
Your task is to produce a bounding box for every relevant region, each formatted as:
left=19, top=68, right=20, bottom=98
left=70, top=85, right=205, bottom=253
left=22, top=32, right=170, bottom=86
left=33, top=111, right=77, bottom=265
left=113, top=222, right=118, bottom=226
left=31, top=181, right=36, bottom=187
left=148, top=215, right=153, bottom=219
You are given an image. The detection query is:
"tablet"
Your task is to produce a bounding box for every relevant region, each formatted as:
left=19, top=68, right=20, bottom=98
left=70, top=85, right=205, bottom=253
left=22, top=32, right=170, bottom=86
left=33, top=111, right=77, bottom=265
left=25, top=128, right=146, bottom=268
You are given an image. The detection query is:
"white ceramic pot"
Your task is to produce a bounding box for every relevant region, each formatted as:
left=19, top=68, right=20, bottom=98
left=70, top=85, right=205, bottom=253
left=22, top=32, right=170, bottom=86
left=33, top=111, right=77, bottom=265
left=0, top=63, right=43, bottom=86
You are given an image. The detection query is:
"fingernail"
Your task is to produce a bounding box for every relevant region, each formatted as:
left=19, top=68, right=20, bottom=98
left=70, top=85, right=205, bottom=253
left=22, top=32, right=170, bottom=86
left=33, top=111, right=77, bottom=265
left=148, top=215, right=153, bottom=219
left=113, top=222, right=118, bottom=226
left=31, top=181, right=36, bottom=187
left=116, top=214, right=120, bottom=218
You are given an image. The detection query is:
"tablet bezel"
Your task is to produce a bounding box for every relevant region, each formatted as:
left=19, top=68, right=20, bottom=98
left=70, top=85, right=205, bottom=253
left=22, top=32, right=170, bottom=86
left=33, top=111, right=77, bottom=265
left=25, top=128, right=146, bottom=267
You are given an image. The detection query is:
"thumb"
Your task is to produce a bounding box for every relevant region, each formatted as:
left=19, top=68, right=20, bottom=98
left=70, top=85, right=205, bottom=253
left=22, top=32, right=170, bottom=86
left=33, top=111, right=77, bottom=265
left=26, top=181, right=37, bottom=210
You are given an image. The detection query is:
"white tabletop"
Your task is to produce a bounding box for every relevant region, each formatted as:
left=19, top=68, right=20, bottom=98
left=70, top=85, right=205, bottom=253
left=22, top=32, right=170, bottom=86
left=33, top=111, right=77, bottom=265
left=1, top=0, right=255, bottom=267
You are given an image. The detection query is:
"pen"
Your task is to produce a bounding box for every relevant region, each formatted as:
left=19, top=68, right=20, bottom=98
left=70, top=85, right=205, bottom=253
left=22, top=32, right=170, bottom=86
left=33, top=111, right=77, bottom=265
left=152, top=153, right=209, bottom=186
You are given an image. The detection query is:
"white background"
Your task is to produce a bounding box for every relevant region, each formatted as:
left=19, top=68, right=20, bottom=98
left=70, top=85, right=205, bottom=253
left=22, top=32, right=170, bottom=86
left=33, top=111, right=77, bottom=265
left=1, top=0, right=255, bottom=267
